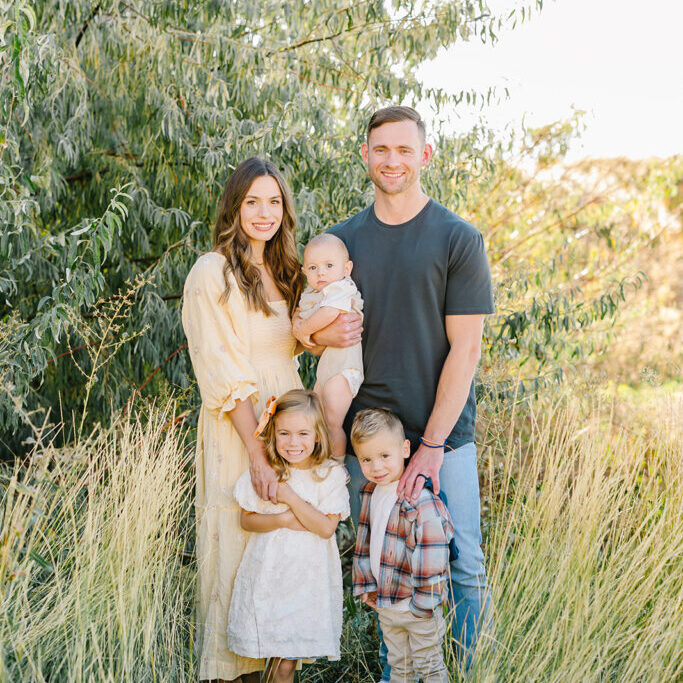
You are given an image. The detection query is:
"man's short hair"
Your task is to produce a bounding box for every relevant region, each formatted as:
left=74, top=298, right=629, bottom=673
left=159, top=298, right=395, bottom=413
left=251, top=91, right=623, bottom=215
left=350, top=407, right=405, bottom=446
left=367, top=106, right=425, bottom=142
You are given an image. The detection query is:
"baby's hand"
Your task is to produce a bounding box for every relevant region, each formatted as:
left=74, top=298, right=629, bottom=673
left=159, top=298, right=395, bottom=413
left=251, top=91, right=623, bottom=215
left=361, top=591, right=378, bottom=610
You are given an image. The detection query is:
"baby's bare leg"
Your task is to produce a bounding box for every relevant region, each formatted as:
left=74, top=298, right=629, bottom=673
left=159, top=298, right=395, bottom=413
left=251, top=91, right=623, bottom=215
left=315, top=374, right=353, bottom=462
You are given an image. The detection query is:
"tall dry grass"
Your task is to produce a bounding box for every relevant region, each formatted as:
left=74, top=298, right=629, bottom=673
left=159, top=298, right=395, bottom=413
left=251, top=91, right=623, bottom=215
left=0, top=408, right=196, bottom=681
left=1, top=390, right=681, bottom=681
left=461, top=390, right=683, bottom=682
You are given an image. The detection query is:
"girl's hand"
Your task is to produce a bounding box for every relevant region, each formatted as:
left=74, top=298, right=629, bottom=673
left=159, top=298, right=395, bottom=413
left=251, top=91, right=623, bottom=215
left=361, top=591, right=378, bottom=610
left=281, top=510, right=306, bottom=532
left=249, top=449, right=279, bottom=503
left=276, top=482, right=294, bottom=505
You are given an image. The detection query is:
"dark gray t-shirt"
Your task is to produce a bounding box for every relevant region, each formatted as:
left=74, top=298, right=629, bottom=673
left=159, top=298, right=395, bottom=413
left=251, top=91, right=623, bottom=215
left=328, top=199, right=494, bottom=452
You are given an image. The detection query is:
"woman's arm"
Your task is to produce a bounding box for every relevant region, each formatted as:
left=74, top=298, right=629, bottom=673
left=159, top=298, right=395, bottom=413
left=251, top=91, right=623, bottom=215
left=227, top=399, right=279, bottom=503
left=240, top=508, right=307, bottom=532
left=277, top=483, right=340, bottom=539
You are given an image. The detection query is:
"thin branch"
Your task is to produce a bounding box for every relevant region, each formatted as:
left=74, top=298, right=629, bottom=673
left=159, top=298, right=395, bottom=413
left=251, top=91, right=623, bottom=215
left=75, top=2, right=102, bottom=48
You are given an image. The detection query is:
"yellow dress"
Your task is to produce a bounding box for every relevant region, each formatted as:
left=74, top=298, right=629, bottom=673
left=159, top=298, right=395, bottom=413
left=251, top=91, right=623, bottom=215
left=182, top=251, right=302, bottom=681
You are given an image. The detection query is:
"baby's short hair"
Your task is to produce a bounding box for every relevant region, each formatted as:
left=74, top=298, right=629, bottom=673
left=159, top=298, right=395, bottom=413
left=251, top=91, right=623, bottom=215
left=350, top=407, right=405, bottom=446
left=303, top=233, right=349, bottom=261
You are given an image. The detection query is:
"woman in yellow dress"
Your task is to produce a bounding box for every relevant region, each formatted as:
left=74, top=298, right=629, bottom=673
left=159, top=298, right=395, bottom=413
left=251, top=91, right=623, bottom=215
left=182, top=158, right=305, bottom=682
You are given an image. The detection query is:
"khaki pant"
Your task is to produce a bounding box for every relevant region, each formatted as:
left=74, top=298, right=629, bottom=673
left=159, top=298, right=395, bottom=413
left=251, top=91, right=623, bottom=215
left=376, top=606, right=448, bottom=683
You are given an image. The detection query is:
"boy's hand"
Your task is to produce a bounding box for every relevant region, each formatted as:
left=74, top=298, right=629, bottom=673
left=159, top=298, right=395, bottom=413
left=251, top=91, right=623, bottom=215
left=361, top=591, right=378, bottom=610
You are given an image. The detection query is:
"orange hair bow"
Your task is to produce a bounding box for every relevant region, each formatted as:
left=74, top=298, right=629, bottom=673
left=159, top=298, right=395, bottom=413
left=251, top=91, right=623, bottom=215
left=253, top=396, right=277, bottom=438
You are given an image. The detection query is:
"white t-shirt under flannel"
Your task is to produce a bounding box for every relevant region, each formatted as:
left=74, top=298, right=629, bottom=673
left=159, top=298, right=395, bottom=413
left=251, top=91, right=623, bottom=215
left=370, top=479, right=410, bottom=611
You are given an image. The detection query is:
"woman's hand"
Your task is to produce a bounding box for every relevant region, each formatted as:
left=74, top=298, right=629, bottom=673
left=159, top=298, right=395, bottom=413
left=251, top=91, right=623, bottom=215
left=249, top=448, right=279, bottom=503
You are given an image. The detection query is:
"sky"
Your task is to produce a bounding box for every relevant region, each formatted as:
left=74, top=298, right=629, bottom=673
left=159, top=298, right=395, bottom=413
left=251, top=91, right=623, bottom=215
left=416, top=0, right=683, bottom=161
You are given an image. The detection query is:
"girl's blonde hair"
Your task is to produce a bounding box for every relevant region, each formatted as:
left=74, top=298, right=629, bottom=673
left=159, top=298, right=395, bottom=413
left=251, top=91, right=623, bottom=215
left=259, top=389, right=332, bottom=481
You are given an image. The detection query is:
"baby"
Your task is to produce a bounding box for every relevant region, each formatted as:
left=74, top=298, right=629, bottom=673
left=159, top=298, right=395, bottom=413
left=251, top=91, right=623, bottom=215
left=298, top=233, right=364, bottom=461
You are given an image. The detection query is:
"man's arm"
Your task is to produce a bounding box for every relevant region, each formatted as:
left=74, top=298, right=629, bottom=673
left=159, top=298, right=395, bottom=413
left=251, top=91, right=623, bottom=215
left=295, top=306, right=341, bottom=345
left=292, top=310, right=362, bottom=350
left=397, top=314, right=484, bottom=503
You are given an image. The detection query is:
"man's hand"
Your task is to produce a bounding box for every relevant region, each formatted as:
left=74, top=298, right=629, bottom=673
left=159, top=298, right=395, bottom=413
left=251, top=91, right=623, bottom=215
left=397, top=444, right=444, bottom=504
left=361, top=591, right=378, bottom=610
left=249, top=449, right=279, bottom=503
left=309, top=312, right=363, bottom=348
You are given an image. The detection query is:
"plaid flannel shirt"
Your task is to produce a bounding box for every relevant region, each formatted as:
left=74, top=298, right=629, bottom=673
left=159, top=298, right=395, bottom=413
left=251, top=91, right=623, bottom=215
left=352, top=481, right=455, bottom=618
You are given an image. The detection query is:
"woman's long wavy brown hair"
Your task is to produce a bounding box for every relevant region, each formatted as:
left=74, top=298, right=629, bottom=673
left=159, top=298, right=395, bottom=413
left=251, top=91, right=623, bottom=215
left=259, top=390, right=333, bottom=482
left=213, top=157, right=304, bottom=317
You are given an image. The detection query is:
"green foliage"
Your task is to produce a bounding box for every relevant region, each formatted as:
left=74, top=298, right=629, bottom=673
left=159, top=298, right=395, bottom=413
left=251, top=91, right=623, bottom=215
left=1, top=0, right=669, bottom=456
left=459, top=119, right=681, bottom=394
left=1, top=0, right=522, bottom=455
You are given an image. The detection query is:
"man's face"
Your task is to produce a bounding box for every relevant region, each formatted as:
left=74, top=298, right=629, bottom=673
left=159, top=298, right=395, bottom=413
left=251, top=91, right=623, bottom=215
left=361, top=120, right=432, bottom=197
left=354, top=429, right=410, bottom=485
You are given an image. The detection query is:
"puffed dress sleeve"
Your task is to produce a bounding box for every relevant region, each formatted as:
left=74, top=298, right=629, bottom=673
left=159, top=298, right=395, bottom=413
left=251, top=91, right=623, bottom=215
left=182, top=253, right=258, bottom=414
left=233, top=471, right=288, bottom=514
left=317, top=463, right=351, bottom=519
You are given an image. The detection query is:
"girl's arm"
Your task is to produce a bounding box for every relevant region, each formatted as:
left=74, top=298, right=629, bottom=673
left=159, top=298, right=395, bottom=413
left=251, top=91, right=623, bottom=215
left=240, top=508, right=306, bottom=532
left=277, top=483, right=341, bottom=539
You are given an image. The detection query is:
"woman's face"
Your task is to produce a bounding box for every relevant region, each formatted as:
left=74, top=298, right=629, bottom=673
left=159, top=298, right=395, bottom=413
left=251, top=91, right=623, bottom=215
left=239, top=175, right=283, bottom=247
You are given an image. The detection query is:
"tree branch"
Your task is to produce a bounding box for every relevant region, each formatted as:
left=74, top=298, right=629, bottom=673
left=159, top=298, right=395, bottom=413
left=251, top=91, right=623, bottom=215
left=75, top=2, right=102, bottom=48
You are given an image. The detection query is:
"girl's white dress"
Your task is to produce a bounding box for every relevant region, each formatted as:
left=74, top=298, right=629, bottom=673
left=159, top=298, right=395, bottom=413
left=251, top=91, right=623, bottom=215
left=227, top=462, right=350, bottom=660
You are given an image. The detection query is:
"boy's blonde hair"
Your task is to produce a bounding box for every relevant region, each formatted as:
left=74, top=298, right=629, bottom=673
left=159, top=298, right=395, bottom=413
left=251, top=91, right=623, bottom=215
left=259, top=389, right=332, bottom=481
left=350, top=407, right=405, bottom=447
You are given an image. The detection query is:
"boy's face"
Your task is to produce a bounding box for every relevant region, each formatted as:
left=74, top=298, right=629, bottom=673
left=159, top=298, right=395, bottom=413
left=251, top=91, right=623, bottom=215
left=354, top=429, right=410, bottom=485
left=302, top=242, right=352, bottom=292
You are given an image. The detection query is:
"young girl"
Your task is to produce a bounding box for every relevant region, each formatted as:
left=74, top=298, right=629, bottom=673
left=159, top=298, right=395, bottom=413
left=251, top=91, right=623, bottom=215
left=227, top=389, right=350, bottom=683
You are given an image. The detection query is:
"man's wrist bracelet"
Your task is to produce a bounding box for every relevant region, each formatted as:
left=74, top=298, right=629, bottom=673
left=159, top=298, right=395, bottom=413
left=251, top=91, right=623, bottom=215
left=419, top=436, right=445, bottom=449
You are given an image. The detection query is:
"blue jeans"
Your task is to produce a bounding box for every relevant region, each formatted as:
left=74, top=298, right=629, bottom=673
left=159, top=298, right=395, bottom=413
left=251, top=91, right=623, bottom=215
left=346, top=442, right=490, bottom=679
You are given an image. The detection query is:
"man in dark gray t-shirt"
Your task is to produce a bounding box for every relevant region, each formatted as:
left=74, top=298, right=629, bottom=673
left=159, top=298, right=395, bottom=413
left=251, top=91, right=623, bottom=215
left=328, top=199, right=493, bottom=453
left=293, top=106, right=493, bottom=672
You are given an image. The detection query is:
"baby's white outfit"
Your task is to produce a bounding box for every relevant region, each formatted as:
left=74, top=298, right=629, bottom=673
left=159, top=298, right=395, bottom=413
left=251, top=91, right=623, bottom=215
left=298, top=276, right=364, bottom=396
left=227, top=462, right=350, bottom=660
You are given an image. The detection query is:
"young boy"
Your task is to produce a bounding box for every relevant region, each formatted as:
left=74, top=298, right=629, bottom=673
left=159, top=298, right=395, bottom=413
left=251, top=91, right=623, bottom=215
left=351, top=408, right=454, bottom=683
